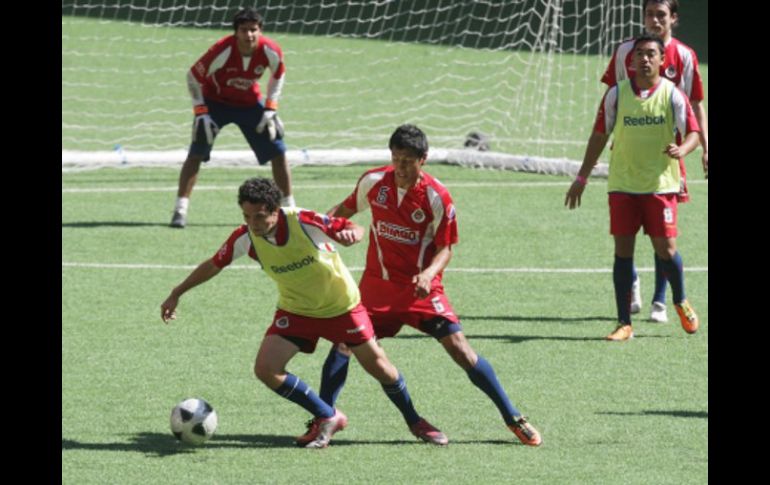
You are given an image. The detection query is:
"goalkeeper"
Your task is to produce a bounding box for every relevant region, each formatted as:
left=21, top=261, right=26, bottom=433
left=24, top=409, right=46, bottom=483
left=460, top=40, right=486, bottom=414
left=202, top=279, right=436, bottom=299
left=170, top=7, right=294, bottom=228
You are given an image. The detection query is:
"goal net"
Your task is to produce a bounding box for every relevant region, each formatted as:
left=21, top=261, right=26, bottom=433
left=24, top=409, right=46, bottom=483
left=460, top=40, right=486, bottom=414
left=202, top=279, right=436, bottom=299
left=62, top=0, right=641, bottom=175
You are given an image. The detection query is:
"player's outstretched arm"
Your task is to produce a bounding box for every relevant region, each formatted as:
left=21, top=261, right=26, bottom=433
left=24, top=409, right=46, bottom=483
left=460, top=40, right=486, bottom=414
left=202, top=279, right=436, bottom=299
left=160, top=258, right=222, bottom=323
left=328, top=203, right=356, bottom=219
left=565, top=131, right=609, bottom=210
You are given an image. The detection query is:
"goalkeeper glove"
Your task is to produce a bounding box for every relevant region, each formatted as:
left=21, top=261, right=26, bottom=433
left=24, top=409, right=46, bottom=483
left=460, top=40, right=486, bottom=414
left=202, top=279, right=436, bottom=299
left=192, top=105, right=218, bottom=144
left=256, top=109, right=284, bottom=141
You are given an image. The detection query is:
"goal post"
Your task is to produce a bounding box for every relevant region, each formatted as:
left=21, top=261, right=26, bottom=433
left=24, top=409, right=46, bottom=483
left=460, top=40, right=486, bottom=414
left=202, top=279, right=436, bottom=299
left=62, top=0, right=641, bottom=175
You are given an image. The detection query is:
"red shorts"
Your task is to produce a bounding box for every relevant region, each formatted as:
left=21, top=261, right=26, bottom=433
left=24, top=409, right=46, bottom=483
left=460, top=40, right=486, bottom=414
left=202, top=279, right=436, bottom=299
left=359, top=274, right=459, bottom=338
left=264, top=303, right=374, bottom=353
left=609, top=193, right=678, bottom=238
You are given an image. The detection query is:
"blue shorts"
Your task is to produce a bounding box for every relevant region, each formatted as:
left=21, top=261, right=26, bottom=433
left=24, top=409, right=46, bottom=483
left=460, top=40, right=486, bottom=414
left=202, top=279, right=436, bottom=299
left=189, top=98, right=286, bottom=164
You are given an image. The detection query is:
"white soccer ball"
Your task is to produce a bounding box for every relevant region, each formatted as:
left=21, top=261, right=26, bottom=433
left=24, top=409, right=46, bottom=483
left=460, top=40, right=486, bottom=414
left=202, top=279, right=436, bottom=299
left=170, top=398, right=218, bottom=445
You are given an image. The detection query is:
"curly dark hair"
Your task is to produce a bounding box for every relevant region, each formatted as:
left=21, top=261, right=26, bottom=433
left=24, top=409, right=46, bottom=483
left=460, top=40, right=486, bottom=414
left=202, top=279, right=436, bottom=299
left=237, top=177, right=282, bottom=210
left=389, top=124, right=429, bottom=159
left=233, top=7, right=264, bottom=31
left=633, top=32, right=666, bottom=56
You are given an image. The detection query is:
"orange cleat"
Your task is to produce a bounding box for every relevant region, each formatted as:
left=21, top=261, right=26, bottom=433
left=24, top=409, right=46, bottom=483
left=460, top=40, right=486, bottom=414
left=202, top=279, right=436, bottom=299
left=606, top=324, right=634, bottom=341
left=509, top=416, right=542, bottom=447
left=675, top=300, right=699, bottom=334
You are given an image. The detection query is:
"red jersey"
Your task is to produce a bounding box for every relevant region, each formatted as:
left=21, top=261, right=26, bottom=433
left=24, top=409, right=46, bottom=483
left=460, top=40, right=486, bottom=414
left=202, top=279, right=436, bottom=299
left=601, top=37, right=704, bottom=102
left=341, top=166, right=458, bottom=286
left=190, top=34, right=285, bottom=107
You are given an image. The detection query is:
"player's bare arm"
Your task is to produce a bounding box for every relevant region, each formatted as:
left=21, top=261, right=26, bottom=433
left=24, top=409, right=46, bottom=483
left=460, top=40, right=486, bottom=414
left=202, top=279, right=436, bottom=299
left=161, top=258, right=222, bottom=323
left=328, top=203, right=357, bottom=219
left=413, top=245, right=453, bottom=299
left=566, top=131, right=609, bottom=209
left=663, top=131, right=700, bottom=159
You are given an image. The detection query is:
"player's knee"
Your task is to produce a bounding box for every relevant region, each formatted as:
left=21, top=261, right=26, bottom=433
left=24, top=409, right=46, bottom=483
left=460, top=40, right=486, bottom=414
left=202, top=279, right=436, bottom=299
left=369, top=359, right=399, bottom=384
left=442, top=336, right=477, bottom=369
left=360, top=354, right=398, bottom=383
left=253, top=360, right=279, bottom=386
left=335, top=342, right=353, bottom=357
left=653, top=239, right=677, bottom=260
left=184, top=155, right=204, bottom=169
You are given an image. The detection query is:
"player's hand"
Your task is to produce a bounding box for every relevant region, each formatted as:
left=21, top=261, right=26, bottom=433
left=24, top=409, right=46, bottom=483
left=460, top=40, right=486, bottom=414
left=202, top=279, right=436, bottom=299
left=663, top=143, right=683, bottom=159
left=161, top=295, right=179, bottom=324
left=702, top=151, right=708, bottom=179
left=412, top=272, right=433, bottom=299
left=256, top=109, right=284, bottom=141
left=334, top=222, right=363, bottom=246
left=334, top=228, right=359, bottom=246
left=193, top=113, right=219, bottom=145
left=565, top=181, right=585, bottom=209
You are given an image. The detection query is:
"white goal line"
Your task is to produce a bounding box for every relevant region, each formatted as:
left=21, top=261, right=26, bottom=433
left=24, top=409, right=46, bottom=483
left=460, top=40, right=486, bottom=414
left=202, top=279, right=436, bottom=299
left=61, top=262, right=707, bottom=273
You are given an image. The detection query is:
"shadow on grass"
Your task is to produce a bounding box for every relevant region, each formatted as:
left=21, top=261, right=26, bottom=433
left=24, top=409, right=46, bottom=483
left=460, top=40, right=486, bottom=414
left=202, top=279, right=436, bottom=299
left=62, top=221, right=235, bottom=228
left=63, top=433, right=296, bottom=457
left=396, top=333, right=670, bottom=343
left=598, top=410, right=708, bottom=419
left=460, top=315, right=617, bottom=323
left=62, top=433, right=516, bottom=455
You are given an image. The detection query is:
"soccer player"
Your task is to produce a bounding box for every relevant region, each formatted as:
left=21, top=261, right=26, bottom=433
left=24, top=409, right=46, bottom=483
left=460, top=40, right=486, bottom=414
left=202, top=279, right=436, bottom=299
left=565, top=33, right=701, bottom=342
left=601, top=0, right=708, bottom=322
left=170, top=7, right=294, bottom=228
left=160, top=177, right=443, bottom=448
left=314, top=124, right=542, bottom=447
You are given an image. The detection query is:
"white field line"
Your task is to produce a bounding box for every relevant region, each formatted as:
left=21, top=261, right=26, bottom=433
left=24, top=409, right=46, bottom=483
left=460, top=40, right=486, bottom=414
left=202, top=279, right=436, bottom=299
left=61, top=180, right=708, bottom=193
left=61, top=262, right=707, bottom=273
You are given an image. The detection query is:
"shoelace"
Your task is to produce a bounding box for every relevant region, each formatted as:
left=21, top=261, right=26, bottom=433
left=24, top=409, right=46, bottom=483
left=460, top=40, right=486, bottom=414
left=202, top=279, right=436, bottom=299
left=513, top=418, right=534, bottom=437
left=679, top=304, right=695, bottom=320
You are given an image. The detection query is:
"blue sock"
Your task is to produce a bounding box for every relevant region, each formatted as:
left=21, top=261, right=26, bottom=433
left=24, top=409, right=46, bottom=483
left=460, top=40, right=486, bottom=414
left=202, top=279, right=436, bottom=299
left=659, top=251, right=686, bottom=304
left=319, top=348, right=350, bottom=407
left=273, top=373, right=334, bottom=419
left=613, top=255, right=634, bottom=324
left=382, top=373, right=421, bottom=426
left=466, top=355, right=521, bottom=425
left=652, top=254, right=667, bottom=304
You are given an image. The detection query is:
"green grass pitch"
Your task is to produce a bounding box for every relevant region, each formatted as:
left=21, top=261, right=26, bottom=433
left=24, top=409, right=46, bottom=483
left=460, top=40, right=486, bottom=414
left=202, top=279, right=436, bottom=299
left=62, top=152, right=707, bottom=484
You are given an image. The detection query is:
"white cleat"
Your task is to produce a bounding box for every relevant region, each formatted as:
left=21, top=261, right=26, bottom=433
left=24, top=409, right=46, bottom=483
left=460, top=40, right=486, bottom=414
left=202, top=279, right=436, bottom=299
left=649, top=302, right=668, bottom=323
left=630, top=276, right=642, bottom=314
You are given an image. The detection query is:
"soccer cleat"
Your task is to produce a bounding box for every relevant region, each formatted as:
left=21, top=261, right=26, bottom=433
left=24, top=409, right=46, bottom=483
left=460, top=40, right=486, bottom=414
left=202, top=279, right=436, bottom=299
left=295, top=418, right=318, bottom=447
left=170, top=210, right=187, bottom=228
left=606, top=324, right=634, bottom=341
left=409, top=418, right=449, bottom=446
left=630, top=276, right=642, bottom=314
left=675, top=300, right=699, bottom=334
left=297, top=409, right=348, bottom=449
left=649, top=301, right=668, bottom=323
left=509, top=416, right=542, bottom=447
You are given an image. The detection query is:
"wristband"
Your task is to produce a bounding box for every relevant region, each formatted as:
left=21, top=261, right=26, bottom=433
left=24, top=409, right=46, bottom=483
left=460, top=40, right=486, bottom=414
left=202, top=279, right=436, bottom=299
left=193, top=105, right=209, bottom=115
left=575, top=175, right=588, bottom=186
left=264, top=99, right=278, bottom=110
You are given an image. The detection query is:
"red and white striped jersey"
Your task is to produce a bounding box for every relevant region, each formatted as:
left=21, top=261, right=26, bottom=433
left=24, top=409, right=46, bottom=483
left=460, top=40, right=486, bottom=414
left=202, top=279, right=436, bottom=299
left=601, top=37, right=704, bottom=102
left=341, top=166, right=458, bottom=286
left=212, top=209, right=350, bottom=268
left=190, top=34, right=285, bottom=107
